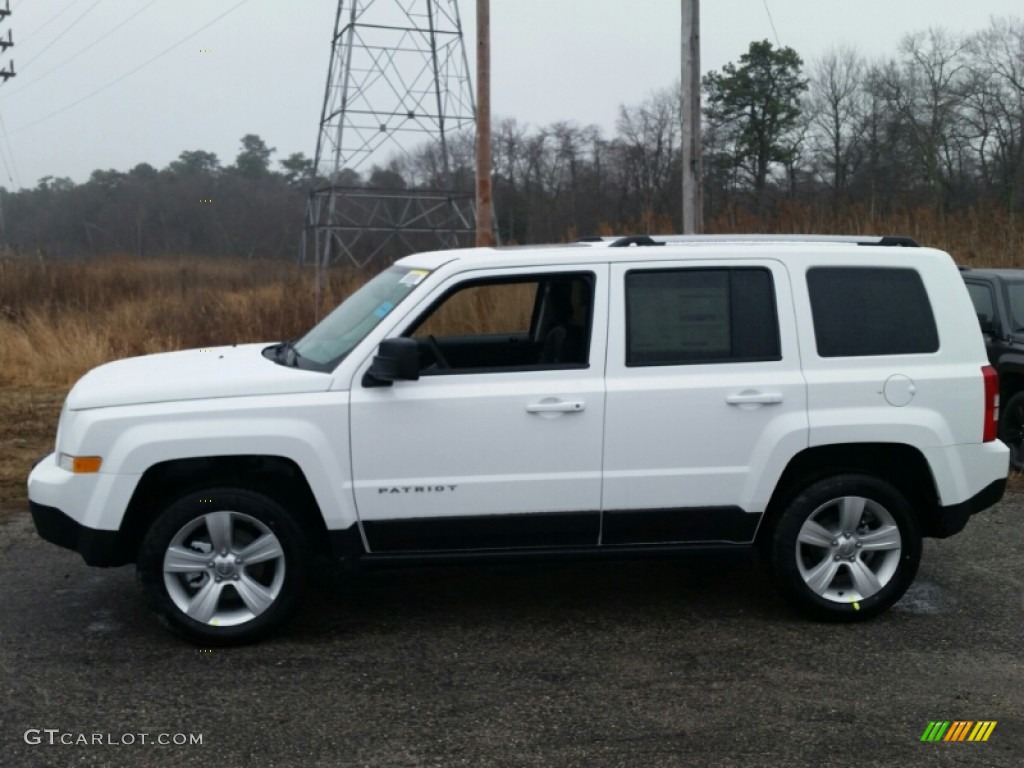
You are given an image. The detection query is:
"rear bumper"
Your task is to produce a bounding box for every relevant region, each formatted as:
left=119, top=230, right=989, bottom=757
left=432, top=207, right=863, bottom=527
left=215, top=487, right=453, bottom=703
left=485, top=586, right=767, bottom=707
left=29, top=501, right=128, bottom=567
left=930, top=477, right=1006, bottom=539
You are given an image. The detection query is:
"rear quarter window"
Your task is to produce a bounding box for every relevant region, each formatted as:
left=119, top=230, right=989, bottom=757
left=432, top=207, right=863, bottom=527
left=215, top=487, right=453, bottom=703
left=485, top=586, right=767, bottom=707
left=807, top=267, right=939, bottom=357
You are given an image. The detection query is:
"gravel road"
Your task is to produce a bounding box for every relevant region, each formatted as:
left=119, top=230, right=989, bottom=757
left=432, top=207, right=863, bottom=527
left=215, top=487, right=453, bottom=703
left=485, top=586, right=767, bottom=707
left=1, top=491, right=1022, bottom=768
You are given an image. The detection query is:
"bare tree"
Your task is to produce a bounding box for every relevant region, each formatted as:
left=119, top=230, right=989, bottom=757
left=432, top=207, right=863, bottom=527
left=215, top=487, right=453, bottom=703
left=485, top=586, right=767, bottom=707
left=491, top=119, right=529, bottom=241
left=808, top=46, right=866, bottom=207
left=614, top=87, right=680, bottom=227
left=873, top=29, right=968, bottom=212
left=963, top=18, right=1024, bottom=210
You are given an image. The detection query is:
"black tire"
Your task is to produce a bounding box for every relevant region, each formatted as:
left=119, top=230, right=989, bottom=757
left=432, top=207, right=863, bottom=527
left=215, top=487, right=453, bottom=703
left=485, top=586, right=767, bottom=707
left=137, top=488, right=309, bottom=645
left=768, top=474, right=921, bottom=622
left=998, top=391, right=1024, bottom=471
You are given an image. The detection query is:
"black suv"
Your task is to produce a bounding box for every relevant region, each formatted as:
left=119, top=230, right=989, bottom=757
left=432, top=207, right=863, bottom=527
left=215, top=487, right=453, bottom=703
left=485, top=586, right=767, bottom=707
left=961, top=267, right=1024, bottom=469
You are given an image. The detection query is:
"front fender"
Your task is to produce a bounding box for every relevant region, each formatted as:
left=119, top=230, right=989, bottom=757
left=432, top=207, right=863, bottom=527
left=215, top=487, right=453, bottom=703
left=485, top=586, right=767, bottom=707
left=60, top=392, right=355, bottom=531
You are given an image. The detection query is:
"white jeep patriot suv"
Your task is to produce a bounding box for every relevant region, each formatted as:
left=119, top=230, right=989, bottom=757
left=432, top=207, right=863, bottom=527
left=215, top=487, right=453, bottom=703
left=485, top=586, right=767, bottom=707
left=28, top=235, right=1009, bottom=644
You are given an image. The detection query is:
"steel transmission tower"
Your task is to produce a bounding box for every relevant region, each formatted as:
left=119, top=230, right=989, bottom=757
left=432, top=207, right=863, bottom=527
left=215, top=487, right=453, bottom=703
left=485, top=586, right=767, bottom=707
left=304, top=0, right=477, bottom=276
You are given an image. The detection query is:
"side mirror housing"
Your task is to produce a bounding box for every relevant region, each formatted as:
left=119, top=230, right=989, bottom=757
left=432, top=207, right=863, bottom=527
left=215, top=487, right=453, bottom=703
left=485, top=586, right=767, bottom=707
left=362, top=338, right=420, bottom=387
left=977, top=313, right=997, bottom=336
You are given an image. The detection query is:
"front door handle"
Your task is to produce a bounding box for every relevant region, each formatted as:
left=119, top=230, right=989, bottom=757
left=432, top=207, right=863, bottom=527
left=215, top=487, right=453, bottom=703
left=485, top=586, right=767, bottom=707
left=726, top=391, right=783, bottom=405
left=526, top=400, right=586, bottom=413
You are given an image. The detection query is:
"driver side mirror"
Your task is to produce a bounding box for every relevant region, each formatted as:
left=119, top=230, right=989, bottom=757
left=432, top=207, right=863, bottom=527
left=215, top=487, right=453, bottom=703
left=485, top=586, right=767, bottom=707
left=977, top=313, right=997, bottom=336
left=362, top=338, right=421, bottom=388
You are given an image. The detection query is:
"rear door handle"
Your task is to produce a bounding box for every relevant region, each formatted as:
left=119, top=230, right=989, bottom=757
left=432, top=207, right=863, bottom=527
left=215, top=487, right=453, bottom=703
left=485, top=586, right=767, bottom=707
left=526, top=400, right=586, bottom=413
left=726, top=391, right=783, bottom=405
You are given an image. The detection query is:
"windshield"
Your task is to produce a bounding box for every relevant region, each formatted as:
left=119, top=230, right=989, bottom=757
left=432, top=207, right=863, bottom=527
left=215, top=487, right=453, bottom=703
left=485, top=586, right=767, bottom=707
left=292, top=265, right=429, bottom=368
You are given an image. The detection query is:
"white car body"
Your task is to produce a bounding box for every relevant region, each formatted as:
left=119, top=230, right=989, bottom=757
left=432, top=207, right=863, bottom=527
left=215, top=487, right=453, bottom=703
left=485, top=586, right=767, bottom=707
left=28, top=237, right=1008, bottom=636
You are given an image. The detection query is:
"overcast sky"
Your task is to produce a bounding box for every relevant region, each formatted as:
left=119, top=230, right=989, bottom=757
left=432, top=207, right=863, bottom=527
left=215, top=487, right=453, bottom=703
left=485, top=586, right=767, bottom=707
left=0, top=0, right=1022, bottom=190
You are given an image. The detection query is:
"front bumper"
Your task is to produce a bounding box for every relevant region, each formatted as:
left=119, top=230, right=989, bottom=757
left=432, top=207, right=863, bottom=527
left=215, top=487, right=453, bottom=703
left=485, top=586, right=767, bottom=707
left=29, top=501, right=128, bottom=566
left=27, top=452, right=137, bottom=567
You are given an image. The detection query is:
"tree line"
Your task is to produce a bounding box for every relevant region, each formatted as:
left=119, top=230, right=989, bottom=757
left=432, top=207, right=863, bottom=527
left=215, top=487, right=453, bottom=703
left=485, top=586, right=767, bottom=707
left=5, top=18, right=1024, bottom=260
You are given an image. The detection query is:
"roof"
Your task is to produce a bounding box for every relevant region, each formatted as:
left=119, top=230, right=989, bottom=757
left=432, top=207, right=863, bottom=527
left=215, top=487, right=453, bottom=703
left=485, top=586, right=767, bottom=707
left=397, top=234, right=939, bottom=272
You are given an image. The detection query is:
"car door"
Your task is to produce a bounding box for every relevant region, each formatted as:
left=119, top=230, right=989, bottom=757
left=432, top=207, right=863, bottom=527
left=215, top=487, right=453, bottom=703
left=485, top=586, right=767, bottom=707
left=601, top=259, right=808, bottom=544
left=349, top=264, right=608, bottom=552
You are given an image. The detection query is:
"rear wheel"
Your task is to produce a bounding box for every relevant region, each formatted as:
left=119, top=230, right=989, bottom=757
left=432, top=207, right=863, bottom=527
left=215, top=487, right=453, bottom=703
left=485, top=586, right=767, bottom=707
left=137, top=488, right=309, bottom=645
left=768, top=474, right=921, bottom=621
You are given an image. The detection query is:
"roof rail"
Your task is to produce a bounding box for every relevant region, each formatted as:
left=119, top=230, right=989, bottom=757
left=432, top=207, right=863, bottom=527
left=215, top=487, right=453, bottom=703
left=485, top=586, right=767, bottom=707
left=869, top=236, right=919, bottom=247
left=608, top=235, right=665, bottom=247
left=582, top=234, right=920, bottom=248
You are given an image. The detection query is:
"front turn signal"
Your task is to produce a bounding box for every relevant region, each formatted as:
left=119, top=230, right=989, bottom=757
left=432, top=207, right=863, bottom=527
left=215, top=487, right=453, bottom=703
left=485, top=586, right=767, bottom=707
left=59, top=454, right=103, bottom=473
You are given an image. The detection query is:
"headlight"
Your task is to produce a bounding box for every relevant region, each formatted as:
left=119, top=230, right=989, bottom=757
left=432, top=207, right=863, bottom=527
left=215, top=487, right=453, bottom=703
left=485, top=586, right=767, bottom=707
left=58, top=454, right=103, bottom=473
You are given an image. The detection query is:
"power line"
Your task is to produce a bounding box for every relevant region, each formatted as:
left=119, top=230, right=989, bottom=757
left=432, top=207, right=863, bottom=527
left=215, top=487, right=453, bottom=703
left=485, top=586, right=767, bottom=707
left=0, top=110, right=20, bottom=186
left=20, top=0, right=81, bottom=45
left=0, top=115, right=13, bottom=183
left=0, top=0, right=159, bottom=101
left=0, top=0, right=17, bottom=186
left=21, top=0, right=104, bottom=71
left=10, top=0, right=254, bottom=135
left=762, top=0, right=782, bottom=48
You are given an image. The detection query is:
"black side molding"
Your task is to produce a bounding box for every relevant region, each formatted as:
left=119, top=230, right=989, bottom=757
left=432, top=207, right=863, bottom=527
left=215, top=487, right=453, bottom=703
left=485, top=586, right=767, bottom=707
left=363, top=511, right=600, bottom=552
left=602, top=506, right=759, bottom=545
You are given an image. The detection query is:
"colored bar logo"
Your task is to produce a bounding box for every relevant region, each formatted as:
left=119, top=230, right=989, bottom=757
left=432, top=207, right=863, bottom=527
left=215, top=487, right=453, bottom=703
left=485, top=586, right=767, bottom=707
left=920, top=721, right=997, bottom=742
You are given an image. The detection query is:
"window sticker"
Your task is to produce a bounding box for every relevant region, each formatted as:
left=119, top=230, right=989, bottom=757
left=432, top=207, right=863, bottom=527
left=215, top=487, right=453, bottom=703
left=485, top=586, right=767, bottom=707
left=373, top=301, right=395, bottom=319
left=400, top=269, right=430, bottom=286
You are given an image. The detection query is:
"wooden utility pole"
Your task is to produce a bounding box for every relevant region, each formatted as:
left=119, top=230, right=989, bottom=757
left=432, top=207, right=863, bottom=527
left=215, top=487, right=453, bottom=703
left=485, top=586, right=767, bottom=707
left=681, top=0, right=703, bottom=233
left=475, top=0, right=495, bottom=246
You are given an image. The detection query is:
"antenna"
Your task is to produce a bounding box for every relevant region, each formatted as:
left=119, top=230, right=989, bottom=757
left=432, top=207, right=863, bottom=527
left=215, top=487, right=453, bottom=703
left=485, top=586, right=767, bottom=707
left=303, top=0, right=478, bottom=301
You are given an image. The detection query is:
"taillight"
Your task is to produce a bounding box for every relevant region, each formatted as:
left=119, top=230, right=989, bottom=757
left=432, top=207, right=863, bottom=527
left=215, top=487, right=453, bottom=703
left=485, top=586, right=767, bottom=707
left=982, top=365, right=999, bottom=442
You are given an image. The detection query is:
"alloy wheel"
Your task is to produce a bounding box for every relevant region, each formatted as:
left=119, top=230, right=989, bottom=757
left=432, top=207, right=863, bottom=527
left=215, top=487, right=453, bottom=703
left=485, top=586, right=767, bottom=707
left=795, top=495, right=902, bottom=604
left=162, top=510, right=286, bottom=627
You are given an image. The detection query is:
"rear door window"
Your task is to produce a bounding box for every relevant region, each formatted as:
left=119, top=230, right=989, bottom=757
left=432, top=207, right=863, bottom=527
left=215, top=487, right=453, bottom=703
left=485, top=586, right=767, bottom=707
left=625, top=268, right=780, bottom=366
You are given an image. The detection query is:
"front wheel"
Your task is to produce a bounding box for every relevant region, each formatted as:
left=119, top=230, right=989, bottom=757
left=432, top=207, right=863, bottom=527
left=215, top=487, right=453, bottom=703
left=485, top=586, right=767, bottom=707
left=137, top=488, right=309, bottom=645
left=768, top=474, right=921, bottom=621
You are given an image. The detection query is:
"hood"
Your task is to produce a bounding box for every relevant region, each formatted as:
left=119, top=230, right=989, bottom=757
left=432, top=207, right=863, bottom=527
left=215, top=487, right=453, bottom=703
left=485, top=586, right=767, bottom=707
left=66, top=343, right=332, bottom=410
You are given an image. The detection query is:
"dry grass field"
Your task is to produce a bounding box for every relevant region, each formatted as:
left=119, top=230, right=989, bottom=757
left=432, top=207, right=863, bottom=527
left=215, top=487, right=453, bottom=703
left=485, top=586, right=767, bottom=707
left=0, top=254, right=365, bottom=507
left=0, top=388, right=64, bottom=507
left=0, top=254, right=369, bottom=388
left=2, top=207, right=1022, bottom=508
